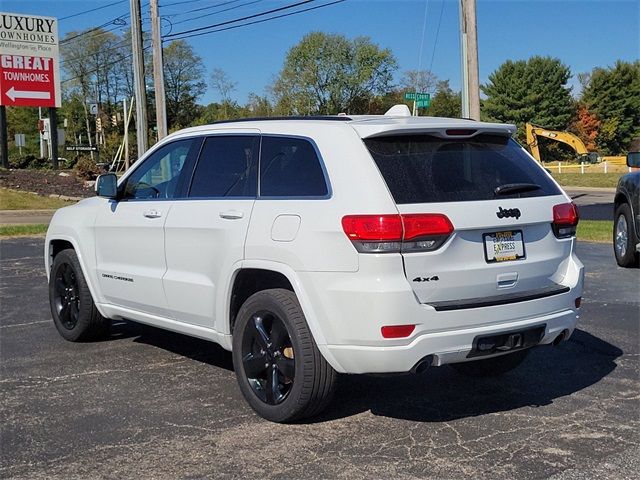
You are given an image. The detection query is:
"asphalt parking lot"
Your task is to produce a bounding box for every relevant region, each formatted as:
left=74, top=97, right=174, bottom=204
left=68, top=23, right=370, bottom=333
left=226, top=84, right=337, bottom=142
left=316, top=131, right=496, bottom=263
left=1, top=238, right=638, bottom=479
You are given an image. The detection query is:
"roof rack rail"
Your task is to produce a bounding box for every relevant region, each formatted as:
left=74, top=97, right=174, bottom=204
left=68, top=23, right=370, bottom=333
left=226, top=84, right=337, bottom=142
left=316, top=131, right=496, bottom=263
left=207, top=115, right=353, bottom=125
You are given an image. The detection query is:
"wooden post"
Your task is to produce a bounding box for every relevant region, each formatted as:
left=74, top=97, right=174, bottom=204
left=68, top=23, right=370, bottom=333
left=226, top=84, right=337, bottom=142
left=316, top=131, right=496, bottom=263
left=150, top=0, right=167, bottom=140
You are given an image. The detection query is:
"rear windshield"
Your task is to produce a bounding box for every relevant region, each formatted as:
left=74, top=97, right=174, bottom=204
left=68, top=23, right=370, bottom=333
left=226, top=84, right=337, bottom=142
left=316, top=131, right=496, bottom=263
left=364, top=134, right=561, bottom=204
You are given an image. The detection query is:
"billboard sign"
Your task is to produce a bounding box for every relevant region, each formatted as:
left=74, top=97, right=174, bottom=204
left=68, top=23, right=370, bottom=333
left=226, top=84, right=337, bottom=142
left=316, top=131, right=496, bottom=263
left=0, top=13, right=60, bottom=107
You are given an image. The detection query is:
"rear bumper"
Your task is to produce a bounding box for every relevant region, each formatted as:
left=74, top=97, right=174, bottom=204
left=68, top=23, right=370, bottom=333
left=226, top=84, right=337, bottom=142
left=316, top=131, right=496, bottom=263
left=300, top=251, right=584, bottom=374
left=322, top=308, right=578, bottom=373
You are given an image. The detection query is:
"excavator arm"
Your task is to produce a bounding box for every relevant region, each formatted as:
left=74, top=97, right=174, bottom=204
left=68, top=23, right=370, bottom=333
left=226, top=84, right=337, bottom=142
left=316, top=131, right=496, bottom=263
left=525, top=122, right=592, bottom=163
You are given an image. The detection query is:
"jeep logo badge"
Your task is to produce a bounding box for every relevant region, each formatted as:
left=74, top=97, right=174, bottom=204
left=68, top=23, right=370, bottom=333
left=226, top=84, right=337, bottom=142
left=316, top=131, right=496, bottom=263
left=496, top=206, right=521, bottom=219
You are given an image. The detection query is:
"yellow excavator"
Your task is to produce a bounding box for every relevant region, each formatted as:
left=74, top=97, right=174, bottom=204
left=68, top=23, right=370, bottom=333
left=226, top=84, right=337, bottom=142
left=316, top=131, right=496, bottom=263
left=525, top=123, right=601, bottom=164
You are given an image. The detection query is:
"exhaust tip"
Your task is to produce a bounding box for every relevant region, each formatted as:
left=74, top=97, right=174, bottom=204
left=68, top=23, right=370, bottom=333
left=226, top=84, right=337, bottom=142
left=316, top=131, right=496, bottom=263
left=411, top=355, right=434, bottom=374
left=553, top=330, right=570, bottom=346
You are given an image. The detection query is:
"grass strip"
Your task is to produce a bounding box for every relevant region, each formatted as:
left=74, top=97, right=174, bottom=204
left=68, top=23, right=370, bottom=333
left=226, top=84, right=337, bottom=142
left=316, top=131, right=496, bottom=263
left=577, top=220, right=612, bottom=243
left=0, top=224, right=48, bottom=237
left=549, top=173, right=622, bottom=189
left=0, top=188, right=74, bottom=210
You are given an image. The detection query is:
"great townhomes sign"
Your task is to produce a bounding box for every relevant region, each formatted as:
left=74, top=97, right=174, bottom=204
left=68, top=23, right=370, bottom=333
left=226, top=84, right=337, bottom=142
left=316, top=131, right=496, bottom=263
left=0, top=12, right=61, bottom=108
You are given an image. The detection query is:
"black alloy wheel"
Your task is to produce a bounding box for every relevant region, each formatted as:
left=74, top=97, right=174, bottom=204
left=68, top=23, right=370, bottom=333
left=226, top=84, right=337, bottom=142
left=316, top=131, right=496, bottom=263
left=49, top=248, right=110, bottom=342
left=232, top=289, right=336, bottom=422
left=53, top=262, right=81, bottom=330
left=241, top=311, right=295, bottom=405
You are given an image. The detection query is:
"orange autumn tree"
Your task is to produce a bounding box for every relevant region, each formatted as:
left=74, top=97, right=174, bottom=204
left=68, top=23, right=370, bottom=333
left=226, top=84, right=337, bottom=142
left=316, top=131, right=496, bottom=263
left=571, top=104, right=600, bottom=151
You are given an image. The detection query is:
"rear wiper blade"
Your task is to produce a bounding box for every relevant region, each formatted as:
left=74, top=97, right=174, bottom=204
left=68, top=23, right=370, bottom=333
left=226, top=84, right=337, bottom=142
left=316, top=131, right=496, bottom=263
left=494, top=183, right=541, bottom=195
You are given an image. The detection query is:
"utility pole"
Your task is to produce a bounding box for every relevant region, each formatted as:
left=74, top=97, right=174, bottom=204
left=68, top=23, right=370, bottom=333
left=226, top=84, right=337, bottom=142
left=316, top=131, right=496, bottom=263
left=459, top=0, right=481, bottom=120
left=130, top=0, right=148, bottom=155
left=150, top=0, right=167, bottom=140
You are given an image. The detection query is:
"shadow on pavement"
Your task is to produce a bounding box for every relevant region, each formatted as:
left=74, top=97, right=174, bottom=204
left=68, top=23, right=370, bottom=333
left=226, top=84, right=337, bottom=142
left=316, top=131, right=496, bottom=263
left=106, top=320, right=234, bottom=371
left=102, top=323, right=621, bottom=424
left=315, top=329, right=622, bottom=423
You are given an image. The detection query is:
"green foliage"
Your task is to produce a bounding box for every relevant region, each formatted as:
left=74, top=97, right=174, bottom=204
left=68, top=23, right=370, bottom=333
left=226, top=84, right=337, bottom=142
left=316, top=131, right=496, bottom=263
left=426, top=80, right=461, bottom=118
left=482, top=56, right=574, bottom=145
left=163, top=40, right=207, bottom=129
left=581, top=61, right=640, bottom=154
left=272, top=32, right=397, bottom=115
left=0, top=189, right=72, bottom=210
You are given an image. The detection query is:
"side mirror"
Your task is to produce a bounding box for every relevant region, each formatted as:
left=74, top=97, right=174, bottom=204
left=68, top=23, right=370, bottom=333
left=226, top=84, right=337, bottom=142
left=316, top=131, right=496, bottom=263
left=95, top=173, right=118, bottom=199
left=627, top=152, right=640, bottom=168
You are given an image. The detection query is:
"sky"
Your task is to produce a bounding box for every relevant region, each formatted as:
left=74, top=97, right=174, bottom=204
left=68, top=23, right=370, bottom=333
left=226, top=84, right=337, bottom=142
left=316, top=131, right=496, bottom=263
left=2, top=0, right=639, bottom=105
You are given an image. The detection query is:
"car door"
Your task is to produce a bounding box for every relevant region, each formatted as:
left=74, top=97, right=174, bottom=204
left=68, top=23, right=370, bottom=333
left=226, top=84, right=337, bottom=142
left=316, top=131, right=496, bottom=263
left=94, top=137, right=200, bottom=317
left=163, top=133, right=259, bottom=328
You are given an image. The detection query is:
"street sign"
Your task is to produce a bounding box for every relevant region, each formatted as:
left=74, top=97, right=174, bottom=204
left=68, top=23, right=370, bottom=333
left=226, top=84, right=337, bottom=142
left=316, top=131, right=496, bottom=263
left=404, top=92, right=431, bottom=101
left=89, top=103, right=98, bottom=115
left=66, top=145, right=98, bottom=152
left=0, top=13, right=61, bottom=107
left=416, top=99, right=431, bottom=108
left=14, top=133, right=25, bottom=147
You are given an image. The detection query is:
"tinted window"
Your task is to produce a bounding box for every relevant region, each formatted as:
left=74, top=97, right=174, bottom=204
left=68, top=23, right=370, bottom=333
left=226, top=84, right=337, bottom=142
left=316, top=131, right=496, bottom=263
left=189, top=136, right=259, bottom=198
left=365, top=134, right=561, bottom=204
left=260, top=136, right=328, bottom=197
left=124, top=139, right=194, bottom=199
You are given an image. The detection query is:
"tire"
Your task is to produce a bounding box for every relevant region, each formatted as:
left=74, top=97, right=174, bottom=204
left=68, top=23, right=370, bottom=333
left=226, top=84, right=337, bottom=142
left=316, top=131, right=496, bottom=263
left=450, top=348, right=530, bottom=377
left=232, top=288, right=336, bottom=422
left=49, top=248, right=110, bottom=342
left=613, top=203, right=639, bottom=268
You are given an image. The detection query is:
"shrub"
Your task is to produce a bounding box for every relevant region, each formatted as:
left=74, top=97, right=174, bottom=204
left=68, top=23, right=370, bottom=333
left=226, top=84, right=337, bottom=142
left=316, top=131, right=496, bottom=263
left=74, top=157, right=100, bottom=180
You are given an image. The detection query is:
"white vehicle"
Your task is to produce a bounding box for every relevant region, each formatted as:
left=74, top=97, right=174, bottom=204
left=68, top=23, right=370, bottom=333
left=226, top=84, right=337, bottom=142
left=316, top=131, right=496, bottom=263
left=45, top=109, right=584, bottom=422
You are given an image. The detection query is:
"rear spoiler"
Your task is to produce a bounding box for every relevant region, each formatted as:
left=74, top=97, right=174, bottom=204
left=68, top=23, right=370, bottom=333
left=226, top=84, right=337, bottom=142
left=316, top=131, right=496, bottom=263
left=351, top=121, right=517, bottom=140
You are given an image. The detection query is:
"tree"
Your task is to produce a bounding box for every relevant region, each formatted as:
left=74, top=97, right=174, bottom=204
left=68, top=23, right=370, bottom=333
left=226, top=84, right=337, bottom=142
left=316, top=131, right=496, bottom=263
left=570, top=104, right=600, bottom=151
left=400, top=69, right=438, bottom=94
left=426, top=80, right=461, bottom=118
left=271, top=32, right=397, bottom=115
left=162, top=40, right=206, bottom=129
left=210, top=68, right=237, bottom=118
left=482, top=56, right=574, bottom=145
left=581, top=60, right=640, bottom=154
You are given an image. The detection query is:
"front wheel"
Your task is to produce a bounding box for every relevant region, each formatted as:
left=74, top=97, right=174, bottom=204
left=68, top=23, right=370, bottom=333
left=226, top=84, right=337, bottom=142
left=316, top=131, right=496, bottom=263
left=613, top=203, right=639, bottom=268
left=449, top=349, right=530, bottom=377
left=232, top=289, right=336, bottom=422
left=49, top=249, right=110, bottom=341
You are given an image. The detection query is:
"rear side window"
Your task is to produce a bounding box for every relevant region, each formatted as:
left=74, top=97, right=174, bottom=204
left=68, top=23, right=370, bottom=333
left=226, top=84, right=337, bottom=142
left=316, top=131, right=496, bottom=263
left=189, top=135, right=259, bottom=198
left=365, top=134, right=561, bottom=204
left=260, top=136, right=328, bottom=197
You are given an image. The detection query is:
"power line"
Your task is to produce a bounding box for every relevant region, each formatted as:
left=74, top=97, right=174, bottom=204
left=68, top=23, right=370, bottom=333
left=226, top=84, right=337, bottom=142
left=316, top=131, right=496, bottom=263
left=170, top=1, right=264, bottom=28
left=60, top=2, right=150, bottom=45
left=167, top=0, right=243, bottom=17
left=59, top=0, right=128, bottom=21
left=168, top=0, right=345, bottom=41
left=164, top=0, right=315, bottom=39
left=428, top=0, right=445, bottom=73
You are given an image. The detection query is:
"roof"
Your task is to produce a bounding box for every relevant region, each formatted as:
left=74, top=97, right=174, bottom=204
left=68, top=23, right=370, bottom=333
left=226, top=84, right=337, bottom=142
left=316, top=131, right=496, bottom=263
left=172, top=114, right=516, bottom=140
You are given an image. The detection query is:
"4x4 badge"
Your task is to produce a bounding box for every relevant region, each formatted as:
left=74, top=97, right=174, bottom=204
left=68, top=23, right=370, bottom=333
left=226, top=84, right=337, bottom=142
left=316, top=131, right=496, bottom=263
left=413, top=276, right=439, bottom=283
left=496, top=206, right=521, bottom=220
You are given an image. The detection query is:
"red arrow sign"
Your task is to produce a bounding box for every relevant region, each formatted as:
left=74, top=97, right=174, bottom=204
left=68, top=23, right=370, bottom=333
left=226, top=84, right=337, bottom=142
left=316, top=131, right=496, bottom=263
left=0, top=54, right=56, bottom=107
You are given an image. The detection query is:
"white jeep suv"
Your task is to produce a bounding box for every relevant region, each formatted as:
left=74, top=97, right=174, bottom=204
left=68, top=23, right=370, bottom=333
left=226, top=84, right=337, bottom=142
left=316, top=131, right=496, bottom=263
left=45, top=111, right=584, bottom=422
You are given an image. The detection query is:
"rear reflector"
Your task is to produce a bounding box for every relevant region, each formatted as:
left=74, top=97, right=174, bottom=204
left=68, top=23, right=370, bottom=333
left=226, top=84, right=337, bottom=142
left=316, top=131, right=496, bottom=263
left=381, top=324, right=416, bottom=338
left=552, top=202, right=579, bottom=238
left=342, top=214, right=454, bottom=253
left=575, top=297, right=581, bottom=308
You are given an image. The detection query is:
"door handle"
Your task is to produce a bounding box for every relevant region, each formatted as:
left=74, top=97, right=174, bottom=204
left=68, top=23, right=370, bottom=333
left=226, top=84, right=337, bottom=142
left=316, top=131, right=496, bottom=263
left=219, top=210, right=244, bottom=220
left=143, top=209, right=162, bottom=218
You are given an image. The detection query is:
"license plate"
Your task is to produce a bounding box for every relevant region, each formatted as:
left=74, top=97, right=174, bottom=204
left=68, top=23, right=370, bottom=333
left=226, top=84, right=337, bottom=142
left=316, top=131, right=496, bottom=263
left=483, top=230, right=525, bottom=263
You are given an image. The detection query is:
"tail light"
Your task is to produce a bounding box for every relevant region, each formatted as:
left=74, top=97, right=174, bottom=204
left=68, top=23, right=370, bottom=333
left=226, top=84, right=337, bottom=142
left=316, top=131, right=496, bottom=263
left=342, top=213, right=454, bottom=253
left=552, top=203, right=579, bottom=238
